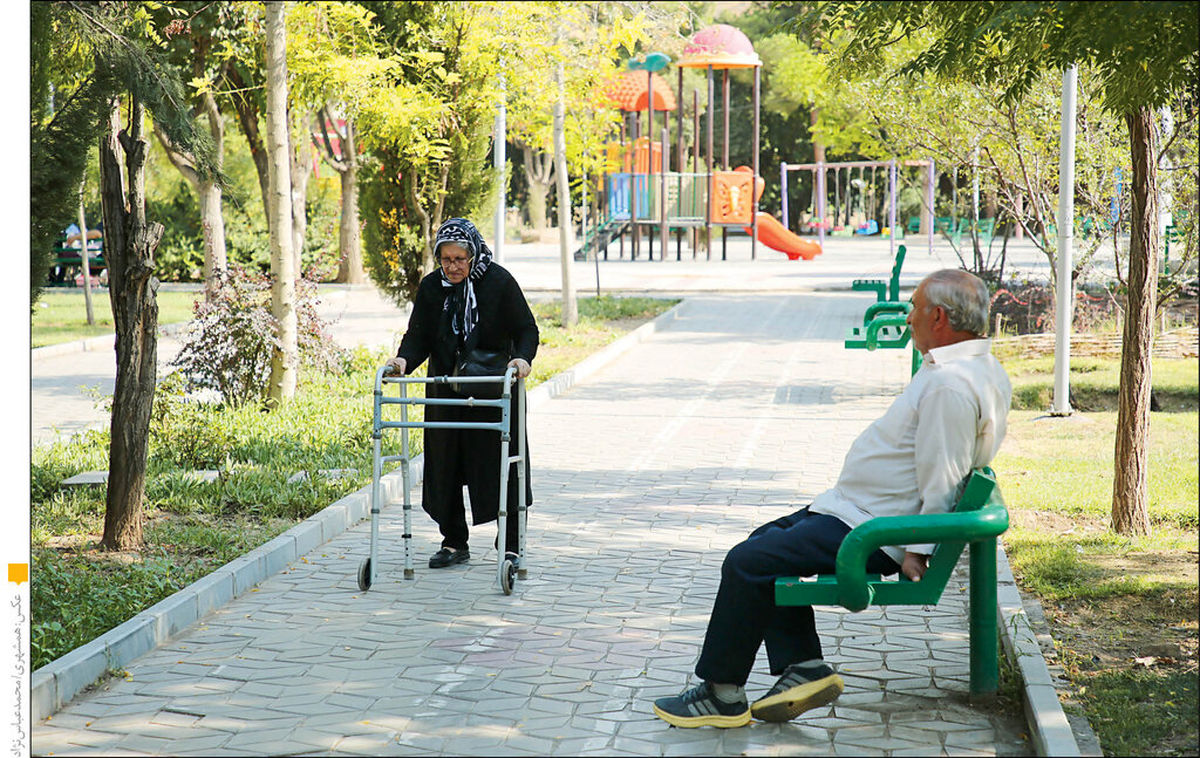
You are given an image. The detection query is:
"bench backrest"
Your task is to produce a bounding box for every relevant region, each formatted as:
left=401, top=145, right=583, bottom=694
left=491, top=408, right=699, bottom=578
left=887, top=245, right=907, bottom=300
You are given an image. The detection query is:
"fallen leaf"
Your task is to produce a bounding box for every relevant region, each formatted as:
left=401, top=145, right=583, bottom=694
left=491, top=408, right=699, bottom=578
left=1133, top=656, right=1158, bottom=667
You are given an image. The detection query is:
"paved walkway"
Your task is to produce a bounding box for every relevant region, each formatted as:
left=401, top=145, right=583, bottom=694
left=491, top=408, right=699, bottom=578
left=33, top=283, right=1033, bottom=755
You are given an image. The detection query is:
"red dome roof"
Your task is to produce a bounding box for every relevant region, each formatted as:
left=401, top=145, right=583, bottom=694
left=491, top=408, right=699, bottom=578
left=679, top=24, right=761, bottom=69
left=598, top=71, right=677, bottom=112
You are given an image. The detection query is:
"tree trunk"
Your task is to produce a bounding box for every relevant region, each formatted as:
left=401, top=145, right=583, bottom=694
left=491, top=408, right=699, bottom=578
left=77, top=188, right=95, bottom=325
left=290, top=110, right=311, bottom=278
left=1111, top=107, right=1158, bottom=535
left=335, top=120, right=364, bottom=284
left=226, top=64, right=272, bottom=226
left=198, top=178, right=227, bottom=298
left=521, top=142, right=553, bottom=232
left=554, top=57, right=577, bottom=327
left=99, top=95, right=162, bottom=552
left=265, top=1, right=297, bottom=406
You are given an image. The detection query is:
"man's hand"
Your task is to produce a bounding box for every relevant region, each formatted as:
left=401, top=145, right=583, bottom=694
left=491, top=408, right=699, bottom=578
left=901, top=551, right=929, bottom=582
left=384, top=356, right=406, bottom=376
left=508, top=358, right=531, bottom=379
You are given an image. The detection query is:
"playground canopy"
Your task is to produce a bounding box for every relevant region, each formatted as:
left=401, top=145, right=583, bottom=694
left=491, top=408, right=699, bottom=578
left=601, top=71, right=677, bottom=112
left=678, top=23, right=762, bottom=69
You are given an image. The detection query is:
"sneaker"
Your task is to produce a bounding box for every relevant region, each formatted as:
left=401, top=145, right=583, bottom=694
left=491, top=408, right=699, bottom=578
left=751, top=662, right=844, bottom=722
left=652, top=681, right=751, bottom=728
left=428, top=547, right=469, bottom=568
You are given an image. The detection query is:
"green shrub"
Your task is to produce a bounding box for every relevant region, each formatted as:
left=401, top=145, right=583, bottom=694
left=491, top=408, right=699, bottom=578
left=170, top=264, right=347, bottom=406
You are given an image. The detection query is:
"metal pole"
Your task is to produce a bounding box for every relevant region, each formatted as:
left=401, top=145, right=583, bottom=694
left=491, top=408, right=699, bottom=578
left=889, top=158, right=896, bottom=261
left=692, top=88, right=700, bottom=259
left=706, top=65, right=714, bottom=261
left=751, top=64, right=760, bottom=261
left=1052, top=65, right=1077, bottom=416
left=647, top=71, right=655, bottom=261
left=781, top=162, right=789, bottom=231
left=928, top=159, right=935, bottom=255
left=661, top=125, right=669, bottom=263
left=493, top=70, right=507, bottom=262
left=817, top=163, right=826, bottom=249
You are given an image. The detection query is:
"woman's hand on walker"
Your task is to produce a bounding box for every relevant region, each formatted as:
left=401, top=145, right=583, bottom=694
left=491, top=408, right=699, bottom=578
left=384, top=357, right=406, bottom=375
left=508, top=358, right=531, bottom=378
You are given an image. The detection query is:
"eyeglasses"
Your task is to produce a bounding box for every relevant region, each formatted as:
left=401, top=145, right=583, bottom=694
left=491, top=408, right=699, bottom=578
left=440, top=255, right=473, bottom=270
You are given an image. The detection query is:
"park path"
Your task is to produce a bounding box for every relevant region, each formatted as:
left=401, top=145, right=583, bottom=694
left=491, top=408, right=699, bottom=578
left=31, top=284, right=407, bottom=448
left=32, top=289, right=1029, bottom=756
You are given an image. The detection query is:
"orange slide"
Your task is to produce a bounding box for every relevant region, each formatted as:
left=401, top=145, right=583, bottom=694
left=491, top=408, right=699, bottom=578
left=744, top=213, right=822, bottom=261
left=727, top=165, right=821, bottom=260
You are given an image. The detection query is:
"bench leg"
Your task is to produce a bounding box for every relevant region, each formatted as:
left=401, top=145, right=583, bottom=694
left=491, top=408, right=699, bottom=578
left=968, top=537, right=999, bottom=700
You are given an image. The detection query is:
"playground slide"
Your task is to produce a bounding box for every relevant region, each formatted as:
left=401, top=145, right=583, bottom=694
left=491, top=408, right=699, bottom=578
left=744, top=212, right=822, bottom=261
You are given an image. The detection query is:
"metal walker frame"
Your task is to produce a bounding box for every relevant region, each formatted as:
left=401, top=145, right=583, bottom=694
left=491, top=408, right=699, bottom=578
left=360, top=365, right=528, bottom=595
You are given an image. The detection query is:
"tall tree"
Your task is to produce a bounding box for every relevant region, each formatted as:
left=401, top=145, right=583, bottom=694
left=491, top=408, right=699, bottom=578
left=820, top=1, right=1198, bottom=535
left=359, top=1, right=496, bottom=303
left=217, top=1, right=309, bottom=272
left=265, top=0, right=297, bottom=405
left=150, top=1, right=232, bottom=302
left=40, top=1, right=219, bottom=549
left=288, top=1, right=392, bottom=285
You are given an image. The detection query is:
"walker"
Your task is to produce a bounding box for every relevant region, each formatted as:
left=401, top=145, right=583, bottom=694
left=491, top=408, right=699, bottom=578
left=359, top=365, right=528, bottom=595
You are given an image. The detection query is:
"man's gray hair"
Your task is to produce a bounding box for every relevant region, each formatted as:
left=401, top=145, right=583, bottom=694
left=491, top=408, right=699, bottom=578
left=921, top=269, right=991, bottom=336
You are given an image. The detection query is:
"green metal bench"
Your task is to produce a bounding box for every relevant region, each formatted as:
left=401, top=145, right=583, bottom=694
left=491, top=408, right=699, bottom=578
left=845, top=313, right=923, bottom=375
left=851, top=244, right=907, bottom=303
left=775, top=468, right=1009, bottom=697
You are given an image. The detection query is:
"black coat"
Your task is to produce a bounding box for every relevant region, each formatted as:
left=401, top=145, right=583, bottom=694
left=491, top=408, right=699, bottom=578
left=396, top=264, right=538, bottom=529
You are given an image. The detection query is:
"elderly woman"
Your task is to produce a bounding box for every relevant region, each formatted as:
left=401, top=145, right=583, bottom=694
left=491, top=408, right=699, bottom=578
left=385, top=219, right=539, bottom=569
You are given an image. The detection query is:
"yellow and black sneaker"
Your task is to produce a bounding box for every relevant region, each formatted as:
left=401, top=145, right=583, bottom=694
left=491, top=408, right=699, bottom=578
left=751, top=662, right=844, bottom=722
left=652, top=681, right=751, bottom=728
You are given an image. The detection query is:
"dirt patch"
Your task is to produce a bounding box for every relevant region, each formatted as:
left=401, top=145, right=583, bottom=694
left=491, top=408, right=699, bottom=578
left=1041, top=566, right=1198, bottom=672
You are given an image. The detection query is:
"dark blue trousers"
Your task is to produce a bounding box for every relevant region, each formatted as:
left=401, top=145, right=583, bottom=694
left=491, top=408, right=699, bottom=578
left=695, top=509, right=900, bottom=686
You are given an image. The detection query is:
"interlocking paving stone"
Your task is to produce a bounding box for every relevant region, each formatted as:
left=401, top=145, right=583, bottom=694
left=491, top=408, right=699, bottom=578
left=33, top=292, right=1034, bottom=756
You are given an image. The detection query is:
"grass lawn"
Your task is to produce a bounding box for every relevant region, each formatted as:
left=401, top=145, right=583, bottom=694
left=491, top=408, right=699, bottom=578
left=992, top=355, right=1199, bottom=757
left=30, top=295, right=678, bottom=671
left=32, top=289, right=201, bottom=347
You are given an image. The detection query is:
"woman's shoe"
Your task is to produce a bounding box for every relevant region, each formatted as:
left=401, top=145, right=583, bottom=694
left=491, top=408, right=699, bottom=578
left=429, top=547, right=469, bottom=568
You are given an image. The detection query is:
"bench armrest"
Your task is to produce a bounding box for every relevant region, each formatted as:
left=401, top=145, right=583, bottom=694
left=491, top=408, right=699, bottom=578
left=863, top=300, right=912, bottom=325
left=834, top=505, right=1009, bottom=611
left=865, top=314, right=910, bottom=350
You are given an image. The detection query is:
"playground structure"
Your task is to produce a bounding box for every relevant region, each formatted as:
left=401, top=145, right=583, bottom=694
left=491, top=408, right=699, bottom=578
left=580, top=25, right=821, bottom=263
left=781, top=159, right=937, bottom=261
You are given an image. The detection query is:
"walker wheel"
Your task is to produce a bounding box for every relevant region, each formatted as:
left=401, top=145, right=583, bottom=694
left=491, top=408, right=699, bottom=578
left=357, top=558, right=372, bottom=591
left=500, top=559, right=516, bottom=596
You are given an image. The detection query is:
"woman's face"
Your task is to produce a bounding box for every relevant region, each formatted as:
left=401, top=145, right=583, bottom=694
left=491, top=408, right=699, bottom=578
left=439, top=242, right=473, bottom=284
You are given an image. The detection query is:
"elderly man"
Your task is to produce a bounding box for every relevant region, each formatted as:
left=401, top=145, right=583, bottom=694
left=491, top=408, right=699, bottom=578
left=652, top=268, right=1012, bottom=728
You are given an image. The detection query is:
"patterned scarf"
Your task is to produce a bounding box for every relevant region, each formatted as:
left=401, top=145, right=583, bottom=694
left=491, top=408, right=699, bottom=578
left=435, top=218, right=494, bottom=343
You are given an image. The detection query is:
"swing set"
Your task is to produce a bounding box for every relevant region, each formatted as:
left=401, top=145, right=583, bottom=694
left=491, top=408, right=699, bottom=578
left=780, top=159, right=936, bottom=260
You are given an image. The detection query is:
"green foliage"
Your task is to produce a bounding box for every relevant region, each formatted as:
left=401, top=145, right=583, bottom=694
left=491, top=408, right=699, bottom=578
left=359, top=2, right=496, bottom=305
left=170, top=264, right=347, bottom=406
left=30, top=1, right=223, bottom=306
left=818, top=2, right=1199, bottom=115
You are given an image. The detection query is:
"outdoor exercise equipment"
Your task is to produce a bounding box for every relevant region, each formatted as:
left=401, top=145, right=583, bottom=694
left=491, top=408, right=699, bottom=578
left=363, top=366, right=528, bottom=595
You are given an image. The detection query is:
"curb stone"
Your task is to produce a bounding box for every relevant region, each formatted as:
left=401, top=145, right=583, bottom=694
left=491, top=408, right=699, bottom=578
left=31, top=298, right=685, bottom=722
left=997, top=543, right=1098, bottom=756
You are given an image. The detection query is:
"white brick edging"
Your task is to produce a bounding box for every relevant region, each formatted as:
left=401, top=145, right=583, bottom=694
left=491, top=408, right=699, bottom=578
left=31, top=299, right=685, bottom=722
left=996, top=543, right=1087, bottom=757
